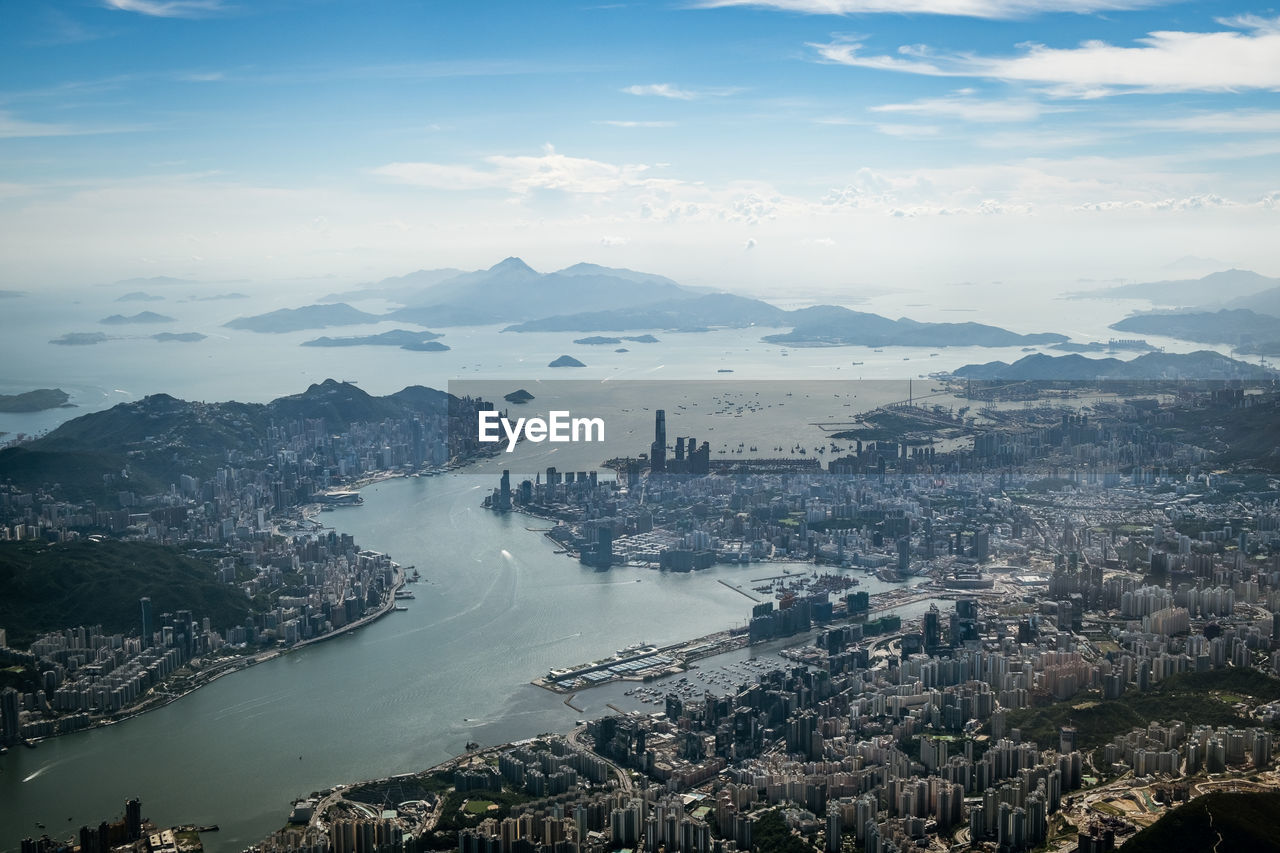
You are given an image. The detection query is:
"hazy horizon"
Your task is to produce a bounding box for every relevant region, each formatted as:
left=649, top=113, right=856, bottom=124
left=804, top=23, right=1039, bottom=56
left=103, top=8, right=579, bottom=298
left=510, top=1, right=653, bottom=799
left=2, top=1, right=1278, bottom=294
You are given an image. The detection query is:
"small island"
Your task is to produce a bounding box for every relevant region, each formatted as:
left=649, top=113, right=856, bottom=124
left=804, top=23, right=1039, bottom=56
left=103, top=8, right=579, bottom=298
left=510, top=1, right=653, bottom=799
left=116, top=291, right=164, bottom=302
left=504, top=389, right=535, bottom=404
left=51, top=332, right=111, bottom=346
left=572, top=334, right=661, bottom=345
left=0, top=388, right=72, bottom=413
left=302, top=329, right=444, bottom=348
left=153, top=332, right=207, bottom=343
left=548, top=355, right=586, bottom=368
left=100, top=311, right=175, bottom=325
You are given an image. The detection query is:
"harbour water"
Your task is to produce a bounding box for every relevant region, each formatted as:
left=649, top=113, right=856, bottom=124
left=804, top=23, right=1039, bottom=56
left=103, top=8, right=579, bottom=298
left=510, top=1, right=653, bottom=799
left=0, top=473, right=935, bottom=853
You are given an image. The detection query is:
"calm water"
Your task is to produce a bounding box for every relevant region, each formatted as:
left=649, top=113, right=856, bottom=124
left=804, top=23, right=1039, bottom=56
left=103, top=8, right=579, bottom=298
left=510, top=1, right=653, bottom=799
left=0, top=473, right=931, bottom=852
left=0, top=282, right=1223, bottom=441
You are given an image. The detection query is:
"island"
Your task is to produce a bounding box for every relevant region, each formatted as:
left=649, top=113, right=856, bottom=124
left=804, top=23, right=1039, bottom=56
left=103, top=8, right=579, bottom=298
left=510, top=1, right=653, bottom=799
left=99, top=311, right=175, bottom=325
left=302, top=329, right=446, bottom=348
left=0, top=388, right=71, bottom=412
left=225, top=303, right=383, bottom=333
left=548, top=355, right=586, bottom=368
left=573, top=334, right=662, bottom=345
left=50, top=332, right=111, bottom=346
left=1110, top=308, right=1280, bottom=352
left=951, top=350, right=1274, bottom=381
left=504, top=389, right=535, bottom=404
left=152, top=332, right=207, bottom=343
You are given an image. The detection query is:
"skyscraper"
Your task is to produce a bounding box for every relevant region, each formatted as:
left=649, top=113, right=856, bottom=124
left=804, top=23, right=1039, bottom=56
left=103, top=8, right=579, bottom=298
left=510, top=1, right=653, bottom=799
left=650, top=410, right=666, bottom=474
left=139, top=597, right=153, bottom=649
left=1, top=686, right=19, bottom=745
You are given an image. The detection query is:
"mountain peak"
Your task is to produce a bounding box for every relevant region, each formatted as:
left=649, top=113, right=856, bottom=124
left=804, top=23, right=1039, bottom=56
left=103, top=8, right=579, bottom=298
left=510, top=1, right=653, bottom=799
left=489, top=257, right=537, bottom=274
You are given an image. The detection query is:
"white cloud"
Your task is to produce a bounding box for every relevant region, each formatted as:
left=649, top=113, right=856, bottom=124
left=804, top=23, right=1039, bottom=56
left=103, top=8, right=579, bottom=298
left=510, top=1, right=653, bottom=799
left=372, top=145, right=669, bottom=195
left=870, top=94, right=1051, bottom=122
left=622, top=83, right=739, bottom=99
left=744, top=238, right=757, bottom=250
left=695, top=0, right=1166, bottom=20
left=103, top=0, right=227, bottom=17
left=0, top=110, right=141, bottom=139
left=812, top=16, right=1280, bottom=96
left=596, top=120, right=677, bottom=127
left=1074, top=193, right=1239, bottom=212
left=1136, top=110, right=1280, bottom=134
left=600, top=235, right=630, bottom=247
left=875, top=123, right=942, bottom=138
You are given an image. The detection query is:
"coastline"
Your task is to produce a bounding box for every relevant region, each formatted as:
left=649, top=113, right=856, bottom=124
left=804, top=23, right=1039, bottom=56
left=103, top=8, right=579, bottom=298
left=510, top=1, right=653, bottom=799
left=19, top=507, right=413, bottom=746
left=11, top=460, right=471, bottom=748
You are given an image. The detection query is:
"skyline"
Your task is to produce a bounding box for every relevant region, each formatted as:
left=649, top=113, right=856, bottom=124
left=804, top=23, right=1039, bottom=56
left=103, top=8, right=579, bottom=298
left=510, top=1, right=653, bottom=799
left=1, top=1, right=1278, bottom=293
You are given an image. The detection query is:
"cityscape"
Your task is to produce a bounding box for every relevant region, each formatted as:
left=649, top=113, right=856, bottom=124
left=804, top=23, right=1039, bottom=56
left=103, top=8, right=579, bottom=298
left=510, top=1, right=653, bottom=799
left=3, top=1, right=1280, bottom=853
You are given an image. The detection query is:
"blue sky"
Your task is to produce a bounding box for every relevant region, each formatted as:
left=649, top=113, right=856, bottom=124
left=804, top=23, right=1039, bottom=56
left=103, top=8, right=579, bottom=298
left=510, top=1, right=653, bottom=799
left=1, top=0, right=1277, bottom=291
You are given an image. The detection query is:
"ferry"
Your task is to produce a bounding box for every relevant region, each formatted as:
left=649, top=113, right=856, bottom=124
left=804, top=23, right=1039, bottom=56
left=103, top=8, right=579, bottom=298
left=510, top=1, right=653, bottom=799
left=395, top=590, right=416, bottom=599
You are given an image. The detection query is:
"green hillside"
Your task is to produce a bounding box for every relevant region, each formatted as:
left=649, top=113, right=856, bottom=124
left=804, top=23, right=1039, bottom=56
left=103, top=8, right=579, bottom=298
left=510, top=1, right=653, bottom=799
left=1006, top=669, right=1280, bottom=750
left=0, top=540, right=250, bottom=648
left=1121, top=791, right=1280, bottom=853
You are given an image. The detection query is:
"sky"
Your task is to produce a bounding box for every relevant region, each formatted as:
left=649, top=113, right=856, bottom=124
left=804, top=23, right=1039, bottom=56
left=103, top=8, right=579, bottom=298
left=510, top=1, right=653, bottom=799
left=1, top=0, right=1278, bottom=294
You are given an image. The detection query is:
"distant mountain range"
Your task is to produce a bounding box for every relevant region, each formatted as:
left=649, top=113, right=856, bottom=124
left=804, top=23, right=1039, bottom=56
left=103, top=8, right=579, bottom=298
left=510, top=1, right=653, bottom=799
left=952, top=350, right=1274, bottom=381
left=508, top=295, right=1066, bottom=347
left=384, top=258, right=694, bottom=326
left=1073, top=269, right=1279, bottom=305
left=1224, top=285, right=1280, bottom=316
left=224, top=257, right=1063, bottom=349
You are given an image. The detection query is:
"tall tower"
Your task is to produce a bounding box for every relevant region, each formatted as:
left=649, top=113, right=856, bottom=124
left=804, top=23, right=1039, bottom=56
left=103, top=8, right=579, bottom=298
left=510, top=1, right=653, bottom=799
left=0, top=687, right=19, bottom=745
left=139, top=597, right=153, bottom=649
left=498, top=469, right=512, bottom=510
left=650, top=409, right=667, bottom=474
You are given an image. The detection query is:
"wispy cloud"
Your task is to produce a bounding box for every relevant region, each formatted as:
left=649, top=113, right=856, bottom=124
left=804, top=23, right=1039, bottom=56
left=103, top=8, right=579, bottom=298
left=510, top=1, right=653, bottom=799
left=103, top=0, right=228, bottom=17
left=371, top=145, right=676, bottom=194
left=695, top=0, right=1167, bottom=21
left=871, top=92, right=1054, bottom=122
left=597, top=120, right=677, bottom=127
left=622, top=83, right=740, bottom=99
left=1136, top=110, right=1280, bottom=134
left=874, top=123, right=942, bottom=138
left=27, top=9, right=108, bottom=46
left=812, top=16, right=1280, bottom=96
left=0, top=110, right=144, bottom=139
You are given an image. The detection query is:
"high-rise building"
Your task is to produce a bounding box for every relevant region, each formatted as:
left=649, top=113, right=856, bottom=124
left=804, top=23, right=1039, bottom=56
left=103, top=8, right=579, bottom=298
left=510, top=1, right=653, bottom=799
left=0, top=687, right=19, bottom=745
left=498, top=470, right=512, bottom=511
left=125, top=799, right=142, bottom=842
left=140, top=597, right=153, bottom=649
left=650, top=410, right=666, bottom=474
